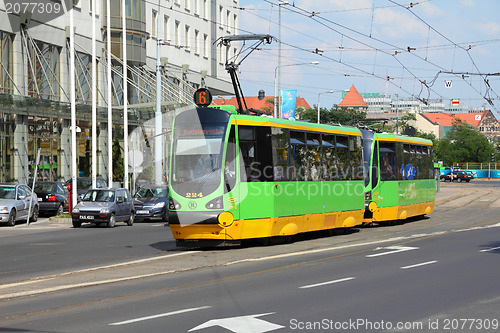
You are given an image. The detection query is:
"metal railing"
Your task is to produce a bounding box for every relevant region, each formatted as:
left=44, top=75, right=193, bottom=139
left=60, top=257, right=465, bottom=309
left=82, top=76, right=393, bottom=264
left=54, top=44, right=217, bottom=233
left=452, top=162, right=499, bottom=170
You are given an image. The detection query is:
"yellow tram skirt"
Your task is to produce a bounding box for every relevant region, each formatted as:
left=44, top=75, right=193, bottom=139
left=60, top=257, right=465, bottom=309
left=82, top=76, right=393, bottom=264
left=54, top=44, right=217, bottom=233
left=170, top=209, right=365, bottom=241
left=371, top=201, right=435, bottom=222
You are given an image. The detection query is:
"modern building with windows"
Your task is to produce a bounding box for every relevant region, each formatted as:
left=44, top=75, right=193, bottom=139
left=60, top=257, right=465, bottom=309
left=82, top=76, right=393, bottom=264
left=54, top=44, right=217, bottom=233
left=0, top=0, right=236, bottom=185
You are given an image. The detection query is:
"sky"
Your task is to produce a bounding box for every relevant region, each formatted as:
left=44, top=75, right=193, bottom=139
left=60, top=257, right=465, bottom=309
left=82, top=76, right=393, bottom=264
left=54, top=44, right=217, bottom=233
left=236, top=0, right=500, bottom=114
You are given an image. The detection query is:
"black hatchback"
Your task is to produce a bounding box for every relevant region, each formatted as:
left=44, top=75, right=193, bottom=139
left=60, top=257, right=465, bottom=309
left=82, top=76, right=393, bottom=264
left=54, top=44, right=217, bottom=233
left=33, top=181, right=68, bottom=216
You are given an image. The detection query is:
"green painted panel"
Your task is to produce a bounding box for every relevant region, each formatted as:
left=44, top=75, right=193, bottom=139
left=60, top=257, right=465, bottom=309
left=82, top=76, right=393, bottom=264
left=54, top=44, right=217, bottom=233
left=374, top=179, right=435, bottom=208
left=239, top=180, right=365, bottom=220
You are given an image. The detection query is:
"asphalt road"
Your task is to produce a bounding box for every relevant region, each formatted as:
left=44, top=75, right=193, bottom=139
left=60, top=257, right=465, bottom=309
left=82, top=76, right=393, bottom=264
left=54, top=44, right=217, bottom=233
left=1, top=180, right=500, bottom=332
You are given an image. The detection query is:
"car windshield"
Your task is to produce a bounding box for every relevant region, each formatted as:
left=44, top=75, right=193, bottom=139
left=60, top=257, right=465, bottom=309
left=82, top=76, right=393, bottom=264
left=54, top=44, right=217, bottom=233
left=0, top=186, right=16, bottom=199
left=34, top=183, right=54, bottom=192
left=78, top=179, right=93, bottom=189
left=82, top=190, right=115, bottom=202
left=134, top=187, right=168, bottom=198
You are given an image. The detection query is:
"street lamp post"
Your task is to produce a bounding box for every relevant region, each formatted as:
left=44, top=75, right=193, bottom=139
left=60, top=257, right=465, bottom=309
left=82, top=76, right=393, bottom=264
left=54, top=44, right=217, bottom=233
left=317, top=90, right=334, bottom=124
left=273, top=61, right=319, bottom=118
left=395, top=93, right=399, bottom=134
left=276, top=1, right=289, bottom=119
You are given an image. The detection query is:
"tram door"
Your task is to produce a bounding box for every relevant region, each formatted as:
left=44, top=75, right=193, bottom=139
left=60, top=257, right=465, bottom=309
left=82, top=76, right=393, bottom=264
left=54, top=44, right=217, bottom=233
left=224, top=126, right=239, bottom=235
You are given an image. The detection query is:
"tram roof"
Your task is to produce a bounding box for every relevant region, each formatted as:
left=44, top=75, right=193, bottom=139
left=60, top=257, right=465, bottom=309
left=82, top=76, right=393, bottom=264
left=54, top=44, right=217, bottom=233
left=230, top=114, right=362, bottom=137
left=373, top=132, right=433, bottom=146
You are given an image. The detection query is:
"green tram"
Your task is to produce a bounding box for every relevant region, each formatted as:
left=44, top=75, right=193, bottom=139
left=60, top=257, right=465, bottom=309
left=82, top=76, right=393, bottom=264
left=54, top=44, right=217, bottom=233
left=168, top=106, right=435, bottom=247
left=361, top=130, right=435, bottom=223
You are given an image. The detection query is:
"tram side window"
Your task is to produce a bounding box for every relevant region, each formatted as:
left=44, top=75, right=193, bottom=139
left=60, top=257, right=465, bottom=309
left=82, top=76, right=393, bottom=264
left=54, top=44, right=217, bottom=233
left=239, top=126, right=273, bottom=182
left=396, top=142, right=404, bottom=180
left=427, top=146, right=434, bottom=178
left=271, top=127, right=289, bottom=181
left=379, top=142, right=397, bottom=181
left=350, top=136, right=363, bottom=180
left=224, top=126, right=237, bottom=193
left=420, top=145, right=429, bottom=179
left=415, top=145, right=424, bottom=179
left=336, top=135, right=350, bottom=180
left=307, top=133, right=322, bottom=181
left=402, top=144, right=410, bottom=180
left=290, top=131, right=307, bottom=181
left=322, top=134, right=337, bottom=181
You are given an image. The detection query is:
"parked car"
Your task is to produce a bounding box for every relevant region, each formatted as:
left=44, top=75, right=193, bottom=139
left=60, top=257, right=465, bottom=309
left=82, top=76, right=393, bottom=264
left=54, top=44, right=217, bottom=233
left=71, top=188, right=134, bottom=228
left=133, top=185, right=169, bottom=222
left=440, top=170, right=473, bottom=182
left=455, top=171, right=473, bottom=182
left=0, top=184, right=39, bottom=226
left=65, top=177, right=107, bottom=202
left=440, top=173, right=452, bottom=181
left=32, top=181, right=68, bottom=216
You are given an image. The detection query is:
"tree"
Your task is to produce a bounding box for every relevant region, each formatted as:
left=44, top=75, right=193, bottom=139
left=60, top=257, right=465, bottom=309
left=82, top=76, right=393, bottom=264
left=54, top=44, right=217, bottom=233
left=434, top=119, right=495, bottom=165
left=260, top=98, right=275, bottom=115
left=112, top=138, right=124, bottom=183
left=299, top=105, right=367, bottom=126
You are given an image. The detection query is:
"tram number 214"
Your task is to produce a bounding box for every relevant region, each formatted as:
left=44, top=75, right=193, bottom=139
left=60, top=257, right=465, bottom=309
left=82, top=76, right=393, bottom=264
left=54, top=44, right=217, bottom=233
left=186, top=192, right=203, bottom=198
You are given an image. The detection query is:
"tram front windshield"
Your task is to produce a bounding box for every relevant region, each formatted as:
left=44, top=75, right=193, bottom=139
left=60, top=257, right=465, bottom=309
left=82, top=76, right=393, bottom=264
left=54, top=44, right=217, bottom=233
left=172, top=118, right=227, bottom=197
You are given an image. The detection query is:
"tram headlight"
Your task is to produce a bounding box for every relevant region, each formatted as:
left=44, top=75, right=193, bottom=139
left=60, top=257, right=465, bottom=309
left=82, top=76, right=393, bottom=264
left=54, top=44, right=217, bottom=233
left=205, top=196, right=223, bottom=209
left=169, top=198, right=181, bottom=210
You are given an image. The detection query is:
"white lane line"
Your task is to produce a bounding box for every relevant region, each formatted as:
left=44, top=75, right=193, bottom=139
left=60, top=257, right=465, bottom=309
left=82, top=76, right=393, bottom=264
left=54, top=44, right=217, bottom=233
left=366, top=246, right=419, bottom=258
left=109, top=306, right=212, bottom=326
left=0, top=251, right=197, bottom=289
left=299, top=277, right=355, bottom=289
left=480, top=246, right=500, bottom=252
left=401, top=261, right=437, bottom=269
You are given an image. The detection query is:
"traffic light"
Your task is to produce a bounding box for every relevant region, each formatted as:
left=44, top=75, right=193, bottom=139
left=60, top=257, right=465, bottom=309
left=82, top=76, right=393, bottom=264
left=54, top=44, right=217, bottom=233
left=491, top=153, right=495, bottom=162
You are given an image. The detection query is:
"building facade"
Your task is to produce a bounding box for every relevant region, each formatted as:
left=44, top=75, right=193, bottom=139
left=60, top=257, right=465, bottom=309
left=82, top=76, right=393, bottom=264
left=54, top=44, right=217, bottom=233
left=0, top=0, right=236, bottom=184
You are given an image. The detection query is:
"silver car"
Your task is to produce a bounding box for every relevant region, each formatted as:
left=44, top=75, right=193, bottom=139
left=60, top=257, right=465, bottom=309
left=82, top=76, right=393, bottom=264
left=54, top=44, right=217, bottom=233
left=71, top=188, right=135, bottom=228
left=0, top=184, right=39, bottom=226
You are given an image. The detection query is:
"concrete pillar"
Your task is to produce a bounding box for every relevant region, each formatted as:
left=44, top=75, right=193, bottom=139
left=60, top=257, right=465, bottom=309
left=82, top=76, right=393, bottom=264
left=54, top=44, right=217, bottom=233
left=98, top=122, right=109, bottom=178
left=58, top=119, right=71, bottom=181
left=12, top=115, right=29, bottom=183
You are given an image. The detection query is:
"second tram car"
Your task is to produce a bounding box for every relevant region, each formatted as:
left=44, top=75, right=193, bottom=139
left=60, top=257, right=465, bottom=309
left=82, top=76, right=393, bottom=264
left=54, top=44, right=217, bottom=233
left=362, top=131, right=435, bottom=223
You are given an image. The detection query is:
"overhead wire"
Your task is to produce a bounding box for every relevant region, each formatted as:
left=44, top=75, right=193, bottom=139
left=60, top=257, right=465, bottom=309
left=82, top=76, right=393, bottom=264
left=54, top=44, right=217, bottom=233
left=387, top=0, right=499, bottom=109
left=265, top=0, right=498, bottom=109
left=260, top=0, right=445, bottom=103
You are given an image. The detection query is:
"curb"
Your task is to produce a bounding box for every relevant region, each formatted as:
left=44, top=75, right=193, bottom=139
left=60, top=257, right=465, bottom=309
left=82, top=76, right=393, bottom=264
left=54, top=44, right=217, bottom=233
left=48, top=217, right=72, bottom=223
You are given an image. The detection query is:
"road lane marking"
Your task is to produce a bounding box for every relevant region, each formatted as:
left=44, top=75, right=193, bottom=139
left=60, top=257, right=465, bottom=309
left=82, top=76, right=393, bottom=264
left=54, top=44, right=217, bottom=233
left=109, top=306, right=211, bottom=326
left=189, top=312, right=284, bottom=333
left=366, top=246, right=419, bottom=258
left=401, top=261, right=437, bottom=269
left=299, top=277, right=355, bottom=289
left=0, top=251, right=197, bottom=291
left=480, top=246, right=500, bottom=252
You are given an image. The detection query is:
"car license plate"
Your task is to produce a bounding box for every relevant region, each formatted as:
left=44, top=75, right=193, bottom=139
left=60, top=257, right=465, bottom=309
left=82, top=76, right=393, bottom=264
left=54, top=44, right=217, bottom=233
left=137, top=210, right=149, bottom=215
left=38, top=198, right=42, bottom=201
left=81, top=215, right=94, bottom=220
